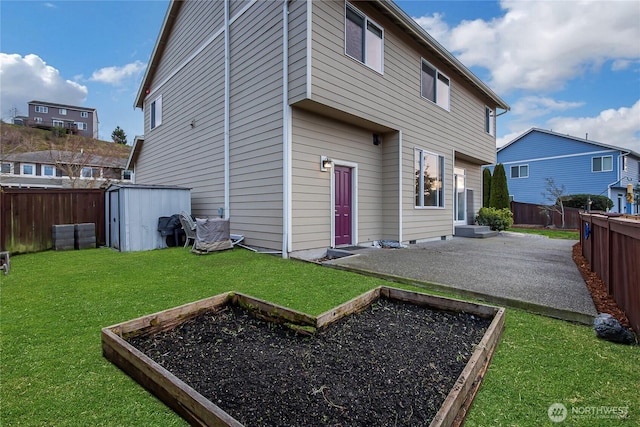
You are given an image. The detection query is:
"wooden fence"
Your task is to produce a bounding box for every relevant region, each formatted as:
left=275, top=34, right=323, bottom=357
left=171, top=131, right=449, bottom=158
left=580, top=213, right=640, bottom=334
left=511, top=201, right=582, bottom=229
left=0, top=188, right=105, bottom=254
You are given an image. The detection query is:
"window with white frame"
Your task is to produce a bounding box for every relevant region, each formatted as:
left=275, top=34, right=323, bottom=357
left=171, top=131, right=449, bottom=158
left=34, top=117, right=43, bottom=123
left=485, top=106, right=494, bottom=135
left=59, top=108, right=67, bottom=115
left=414, top=148, right=445, bottom=208
left=1, top=162, right=12, bottom=174
left=81, top=167, right=101, bottom=178
left=42, top=165, right=56, bottom=176
left=21, top=163, right=36, bottom=176
left=75, top=122, right=87, bottom=131
left=622, top=156, right=627, bottom=171
left=592, top=156, right=613, bottom=172
left=52, top=119, right=64, bottom=127
left=511, top=165, right=529, bottom=178
left=34, top=105, right=48, bottom=113
left=150, top=95, right=162, bottom=129
left=345, top=3, right=383, bottom=73
left=80, top=111, right=89, bottom=118
left=421, top=60, right=450, bottom=110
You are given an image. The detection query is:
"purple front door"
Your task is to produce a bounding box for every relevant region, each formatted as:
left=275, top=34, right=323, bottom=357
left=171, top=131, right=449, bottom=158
left=334, top=166, right=352, bottom=246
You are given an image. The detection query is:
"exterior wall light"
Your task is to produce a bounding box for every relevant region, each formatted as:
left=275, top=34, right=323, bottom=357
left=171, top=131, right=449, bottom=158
left=320, top=156, right=333, bottom=172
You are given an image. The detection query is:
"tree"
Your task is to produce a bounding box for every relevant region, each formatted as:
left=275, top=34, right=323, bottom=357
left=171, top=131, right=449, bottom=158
left=111, top=126, right=127, bottom=145
left=482, top=168, right=492, bottom=208
left=540, top=177, right=568, bottom=228
left=489, top=164, right=510, bottom=209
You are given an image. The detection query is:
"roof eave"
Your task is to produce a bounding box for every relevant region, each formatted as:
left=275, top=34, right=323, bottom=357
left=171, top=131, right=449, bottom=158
left=376, top=0, right=509, bottom=111
left=134, top=1, right=183, bottom=109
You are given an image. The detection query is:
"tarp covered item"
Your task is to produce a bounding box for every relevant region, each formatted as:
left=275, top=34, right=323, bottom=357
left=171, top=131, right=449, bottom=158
left=192, top=218, right=233, bottom=254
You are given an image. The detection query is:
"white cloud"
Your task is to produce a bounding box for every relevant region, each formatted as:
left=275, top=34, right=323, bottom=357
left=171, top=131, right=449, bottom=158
left=0, top=53, right=87, bottom=118
left=547, top=100, right=640, bottom=153
left=511, top=96, right=584, bottom=119
left=90, top=61, right=146, bottom=86
left=414, top=0, right=640, bottom=93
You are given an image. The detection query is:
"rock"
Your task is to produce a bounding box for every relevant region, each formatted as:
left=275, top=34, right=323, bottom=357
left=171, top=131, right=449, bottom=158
left=594, top=313, right=635, bottom=344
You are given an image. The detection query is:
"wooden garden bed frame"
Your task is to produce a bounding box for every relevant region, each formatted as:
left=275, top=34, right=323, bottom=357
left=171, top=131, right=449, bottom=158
left=102, top=286, right=505, bottom=427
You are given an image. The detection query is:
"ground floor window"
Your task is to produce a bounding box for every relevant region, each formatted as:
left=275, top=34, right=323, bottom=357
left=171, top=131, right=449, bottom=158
left=415, top=148, right=444, bottom=207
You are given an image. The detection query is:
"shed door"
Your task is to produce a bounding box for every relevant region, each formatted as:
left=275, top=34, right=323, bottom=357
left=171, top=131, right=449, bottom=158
left=334, top=166, right=352, bottom=246
left=109, top=191, right=120, bottom=250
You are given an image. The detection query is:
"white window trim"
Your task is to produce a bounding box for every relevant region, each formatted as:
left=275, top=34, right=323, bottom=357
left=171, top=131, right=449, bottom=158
left=34, top=117, right=43, bottom=123
left=344, top=2, right=384, bottom=74
left=21, top=163, right=36, bottom=176
left=150, top=95, right=163, bottom=130
left=420, top=59, right=450, bottom=111
left=485, top=106, right=495, bottom=136
left=42, top=164, right=56, bottom=177
left=1, top=162, right=13, bottom=174
left=511, top=164, right=529, bottom=179
left=52, top=119, right=65, bottom=127
left=592, top=155, right=613, bottom=172
left=414, top=147, right=445, bottom=209
left=80, top=167, right=102, bottom=179
left=34, top=105, right=48, bottom=113
left=75, top=122, right=87, bottom=131
left=59, top=108, right=67, bottom=115
left=80, top=111, right=89, bottom=118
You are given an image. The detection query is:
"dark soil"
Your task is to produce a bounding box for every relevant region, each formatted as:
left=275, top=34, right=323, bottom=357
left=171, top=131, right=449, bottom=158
left=572, top=242, right=631, bottom=328
left=128, top=299, right=492, bottom=426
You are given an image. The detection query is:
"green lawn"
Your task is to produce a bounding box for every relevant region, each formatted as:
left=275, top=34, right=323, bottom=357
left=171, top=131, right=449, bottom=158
left=1, top=248, right=637, bottom=426
left=508, top=227, right=580, bottom=240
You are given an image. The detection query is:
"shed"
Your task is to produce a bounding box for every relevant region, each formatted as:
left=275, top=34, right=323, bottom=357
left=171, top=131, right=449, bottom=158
left=105, top=184, right=191, bottom=252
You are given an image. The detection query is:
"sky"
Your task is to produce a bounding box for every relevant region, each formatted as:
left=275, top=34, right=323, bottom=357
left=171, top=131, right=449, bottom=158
left=1, top=0, right=639, bottom=152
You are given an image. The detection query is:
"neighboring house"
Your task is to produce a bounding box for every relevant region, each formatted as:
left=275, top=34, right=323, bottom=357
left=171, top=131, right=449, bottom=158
left=491, top=128, right=640, bottom=214
left=130, top=0, right=509, bottom=257
left=1, top=150, right=131, bottom=189
left=25, top=101, right=99, bottom=139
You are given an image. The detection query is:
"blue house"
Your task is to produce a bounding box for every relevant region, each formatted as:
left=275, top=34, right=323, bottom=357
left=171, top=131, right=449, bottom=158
left=489, top=128, right=640, bottom=213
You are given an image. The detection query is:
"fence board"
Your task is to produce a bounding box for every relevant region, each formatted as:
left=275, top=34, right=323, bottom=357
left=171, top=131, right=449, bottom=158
left=580, top=213, right=640, bottom=335
left=511, top=201, right=582, bottom=229
left=0, top=188, right=105, bottom=254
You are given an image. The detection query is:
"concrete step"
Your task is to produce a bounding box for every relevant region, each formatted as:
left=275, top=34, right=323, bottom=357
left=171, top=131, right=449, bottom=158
left=455, top=225, right=498, bottom=238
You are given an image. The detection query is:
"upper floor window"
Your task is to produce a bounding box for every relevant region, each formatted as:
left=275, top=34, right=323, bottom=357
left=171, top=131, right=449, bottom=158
left=81, top=167, right=101, bottom=178
left=1, top=162, right=12, bottom=174
left=150, top=95, right=162, bottom=129
left=21, top=163, right=36, bottom=176
left=414, top=148, right=445, bottom=208
left=511, top=165, right=529, bottom=178
left=34, top=105, right=48, bottom=113
left=485, top=107, right=495, bottom=135
left=592, top=155, right=613, bottom=172
left=621, top=156, right=627, bottom=171
left=80, top=111, right=89, bottom=118
left=43, top=165, right=56, bottom=176
left=59, top=108, right=67, bottom=115
left=421, top=60, right=450, bottom=111
left=345, top=3, right=383, bottom=73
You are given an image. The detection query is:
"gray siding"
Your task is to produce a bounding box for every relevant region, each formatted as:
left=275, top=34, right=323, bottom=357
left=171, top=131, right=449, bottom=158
left=287, top=0, right=309, bottom=104
left=228, top=0, right=284, bottom=249
left=138, top=0, right=226, bottom=216
left=307, top=0, right=497, bottom=242
left=291, top=108, right=384, bottom=251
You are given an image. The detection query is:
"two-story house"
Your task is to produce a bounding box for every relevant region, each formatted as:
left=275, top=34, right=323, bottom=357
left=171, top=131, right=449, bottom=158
left=26, top=101, right=99, bottom=139
left=494, top=128, right=640, bottom=214
left=129, top=0, right=509, bottom=258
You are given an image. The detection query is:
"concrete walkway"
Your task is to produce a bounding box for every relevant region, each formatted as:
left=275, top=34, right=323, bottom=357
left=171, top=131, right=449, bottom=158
left=324, top=232, right=597, bottom=324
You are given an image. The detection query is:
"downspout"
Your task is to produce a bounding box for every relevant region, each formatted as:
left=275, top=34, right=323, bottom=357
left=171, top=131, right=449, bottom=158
left=224, top=0, right=230, bottom=219
left=398, top=130, right=403, bottom=243
left=282, top=0, right=291, bottom=258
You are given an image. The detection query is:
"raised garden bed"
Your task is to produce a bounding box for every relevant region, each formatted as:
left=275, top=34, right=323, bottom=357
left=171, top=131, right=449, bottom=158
left=102, top=287, right=505, bottom=426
